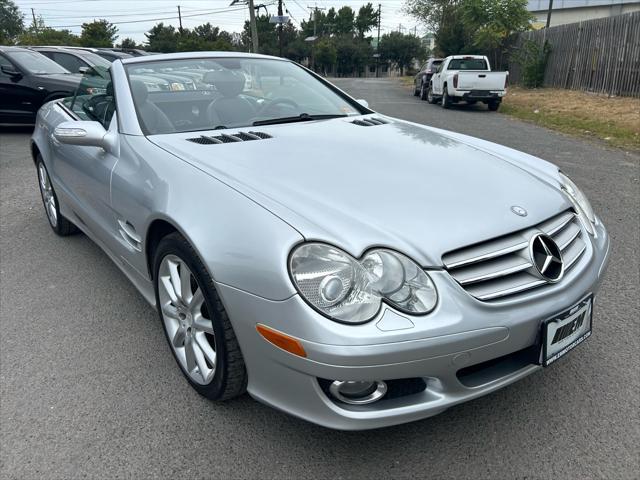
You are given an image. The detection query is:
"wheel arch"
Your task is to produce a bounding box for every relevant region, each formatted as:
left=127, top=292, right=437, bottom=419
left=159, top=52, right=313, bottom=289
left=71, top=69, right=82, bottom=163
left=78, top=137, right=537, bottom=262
left=30, top=140, right=41, bottom=165
left=145, top=217, right=181, bottom=281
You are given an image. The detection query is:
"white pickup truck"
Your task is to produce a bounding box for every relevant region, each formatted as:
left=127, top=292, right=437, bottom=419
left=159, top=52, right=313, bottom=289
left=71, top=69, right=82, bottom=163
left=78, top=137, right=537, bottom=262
left=427, top=55, right=508, bottom=111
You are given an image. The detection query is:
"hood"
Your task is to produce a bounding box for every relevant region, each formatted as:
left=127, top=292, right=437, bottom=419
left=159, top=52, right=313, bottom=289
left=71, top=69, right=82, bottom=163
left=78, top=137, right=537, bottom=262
left=149, top=117, right=570, bottom=266
left=34, top=73, right=81, bottom=88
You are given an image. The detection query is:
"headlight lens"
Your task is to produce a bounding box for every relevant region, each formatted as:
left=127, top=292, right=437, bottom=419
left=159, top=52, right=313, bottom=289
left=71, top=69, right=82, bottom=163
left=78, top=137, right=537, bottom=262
left=289, top=243, right=437, bottom=324
left=559, top=172, right=596, bottom=234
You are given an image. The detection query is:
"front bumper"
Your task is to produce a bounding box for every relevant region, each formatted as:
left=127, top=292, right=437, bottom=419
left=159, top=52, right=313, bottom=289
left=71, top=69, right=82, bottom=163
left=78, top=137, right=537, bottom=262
left=216, top=219, right=610, bottom=430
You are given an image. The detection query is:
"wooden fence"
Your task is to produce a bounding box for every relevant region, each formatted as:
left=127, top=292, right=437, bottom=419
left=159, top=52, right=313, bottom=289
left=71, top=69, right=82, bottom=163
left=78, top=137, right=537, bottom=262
left=508, top=11, right=640, bottom=97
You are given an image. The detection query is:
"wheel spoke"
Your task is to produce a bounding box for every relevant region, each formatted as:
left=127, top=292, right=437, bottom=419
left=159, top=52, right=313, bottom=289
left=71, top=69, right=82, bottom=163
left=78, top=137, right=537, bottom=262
left=161, top=301, right=179, bottom=319
left=189, top=288, right=204, bottom=313
left=192, top=340, right=210, bottom=382
left=193, top=313, right=214, bottom=335
left=195, top=332, right=216, bottom=368
left=185, top=337, right=196, bottom=372
left=180, top=262, right=193, bottom=304
left=168, top=260, right=183, bottom=303
left=172, top=326, right=186, bottom=347
left=160, top=275, right=179, bottom=304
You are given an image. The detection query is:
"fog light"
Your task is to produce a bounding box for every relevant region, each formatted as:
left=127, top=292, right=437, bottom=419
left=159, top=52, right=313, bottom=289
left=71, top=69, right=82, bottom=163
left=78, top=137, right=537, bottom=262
left=329, top=380, right=387, bottom=405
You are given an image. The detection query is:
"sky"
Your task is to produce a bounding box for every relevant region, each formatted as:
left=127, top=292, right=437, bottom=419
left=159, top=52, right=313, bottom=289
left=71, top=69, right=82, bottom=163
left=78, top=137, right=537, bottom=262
left=13, top=0, right=427, bottom=44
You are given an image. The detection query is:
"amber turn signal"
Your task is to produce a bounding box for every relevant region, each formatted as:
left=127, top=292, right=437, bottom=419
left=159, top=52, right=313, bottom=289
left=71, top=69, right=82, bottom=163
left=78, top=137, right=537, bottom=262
left=256, top=324, right=307, bottom=358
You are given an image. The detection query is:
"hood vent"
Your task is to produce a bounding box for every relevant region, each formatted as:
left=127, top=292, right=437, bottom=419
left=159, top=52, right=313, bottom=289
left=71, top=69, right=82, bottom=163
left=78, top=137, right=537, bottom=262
left=187, top=131, right=272, bottom=144
left=351, top=117, right=389, bottom=127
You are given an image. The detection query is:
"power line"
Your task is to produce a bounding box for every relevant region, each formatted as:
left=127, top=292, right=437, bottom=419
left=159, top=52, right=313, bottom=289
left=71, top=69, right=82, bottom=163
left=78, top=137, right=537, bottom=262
left=46, top=5, right=259, bottom=28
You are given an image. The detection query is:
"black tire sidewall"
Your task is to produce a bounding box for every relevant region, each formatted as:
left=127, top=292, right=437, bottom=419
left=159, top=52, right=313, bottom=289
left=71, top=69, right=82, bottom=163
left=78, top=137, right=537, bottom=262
left=153, top=234, right=230, bottom=400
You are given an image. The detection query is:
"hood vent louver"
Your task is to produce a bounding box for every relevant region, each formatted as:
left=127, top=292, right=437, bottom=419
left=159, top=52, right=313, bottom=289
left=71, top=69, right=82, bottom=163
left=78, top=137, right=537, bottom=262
left=187, top=131, right=272, bottom=145
left=351, top=117, right=389, bottom=127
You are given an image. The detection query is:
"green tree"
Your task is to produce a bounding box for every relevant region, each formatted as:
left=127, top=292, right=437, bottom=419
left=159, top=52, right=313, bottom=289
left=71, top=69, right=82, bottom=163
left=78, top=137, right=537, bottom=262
left=461, top=0, right=532, bottom=63
left=379, top=31, right=423, bottom=75
left=80, top=19, right=118, bottom=47
left=315, top=38, right=337, bottom=74
left=145, top=23, right=178, bottom=52
left=355, top=3, right=378, bottom=38
left=118, top=37, right=139, bottom=49
left=0, top=0, right=24, bottom=44
left=404, top=0, right=532, bottom=57
left=334, top=6, right=355, bottom=35
left=334, top=35, right=372, bottom=76
left=18, top=16, right=80, bottom=46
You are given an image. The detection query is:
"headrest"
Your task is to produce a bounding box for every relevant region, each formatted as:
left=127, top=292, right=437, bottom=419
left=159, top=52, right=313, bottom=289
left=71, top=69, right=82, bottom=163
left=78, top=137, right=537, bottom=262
left=130, top=80, right=149, bottom=103
left=202, top=69, right=245, bottom=98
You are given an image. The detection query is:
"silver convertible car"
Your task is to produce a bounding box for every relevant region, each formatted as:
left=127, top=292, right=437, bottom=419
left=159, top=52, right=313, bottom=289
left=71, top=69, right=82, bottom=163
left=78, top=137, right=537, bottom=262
left=31, top=52, right=610, bottom=430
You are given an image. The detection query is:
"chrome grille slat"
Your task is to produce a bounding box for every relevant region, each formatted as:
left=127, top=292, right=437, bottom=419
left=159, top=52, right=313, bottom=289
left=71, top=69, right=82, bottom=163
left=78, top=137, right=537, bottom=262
left=443, top=210, right=587, bottom=301
left=457, top=255, right=533, bottom=285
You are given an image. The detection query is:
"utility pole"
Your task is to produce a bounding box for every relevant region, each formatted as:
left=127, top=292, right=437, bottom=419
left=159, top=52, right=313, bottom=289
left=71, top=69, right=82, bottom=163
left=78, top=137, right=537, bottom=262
left=230, top=0, right=259, bottom=53
left=177, top=5, right=183, bottom=34
left=376, top=3, right=381, bottom=78
left=545, top=0, right=554, bottom=28
left=278, top=0, right=283, bottom=57
left=31, top=8, right=37, bottom=30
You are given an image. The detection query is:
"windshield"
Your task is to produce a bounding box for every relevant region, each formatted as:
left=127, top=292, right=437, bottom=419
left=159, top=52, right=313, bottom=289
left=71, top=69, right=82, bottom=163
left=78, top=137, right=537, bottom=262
left=6, top=50, right=70, bottom=75
left=125, top=57, right=363, bottom=135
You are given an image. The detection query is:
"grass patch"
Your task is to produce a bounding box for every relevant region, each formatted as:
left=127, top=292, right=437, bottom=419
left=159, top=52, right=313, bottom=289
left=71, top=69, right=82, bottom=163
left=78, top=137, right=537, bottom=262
left=501, top=87, right=640, bottom=151
left=399, top=76, right=415, bottom=87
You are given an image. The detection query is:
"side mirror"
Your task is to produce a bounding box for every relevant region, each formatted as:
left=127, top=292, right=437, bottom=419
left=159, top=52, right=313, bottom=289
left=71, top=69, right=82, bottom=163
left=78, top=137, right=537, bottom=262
left=356, top=99, right=369, bottom=108
left=1, top=65, right=22, bottom=78
left=78, top=66, right=89, bottom=74
left=53, top=121, right=115, bottom=152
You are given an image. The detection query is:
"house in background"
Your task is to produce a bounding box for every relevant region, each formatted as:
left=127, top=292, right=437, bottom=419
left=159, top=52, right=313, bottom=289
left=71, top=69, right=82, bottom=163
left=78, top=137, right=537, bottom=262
left=527, top=0, right=640, bottom=27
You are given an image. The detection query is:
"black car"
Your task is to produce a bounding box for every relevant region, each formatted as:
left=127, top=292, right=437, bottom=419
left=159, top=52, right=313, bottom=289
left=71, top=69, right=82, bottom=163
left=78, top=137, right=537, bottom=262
left=0, top=46, right=80, bottom=126
left=51, top=46, right=133, bottom=63
left=413, top=58, right=444, bottom=101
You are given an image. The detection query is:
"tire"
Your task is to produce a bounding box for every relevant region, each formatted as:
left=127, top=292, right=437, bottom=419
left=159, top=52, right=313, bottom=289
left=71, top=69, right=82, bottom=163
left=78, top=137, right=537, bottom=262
left=413, top=82, right=419, bottom=96
left=441, top=88, right=451, bottom=109
left=427, top=85, right=438, bottom=104
left=488, top=101, right=500, bottom=111
left=36, top=156, right=77, bottom=236
left=419, top=81, right=428, bottom=101
left=154, top=232, right=247, bottom=401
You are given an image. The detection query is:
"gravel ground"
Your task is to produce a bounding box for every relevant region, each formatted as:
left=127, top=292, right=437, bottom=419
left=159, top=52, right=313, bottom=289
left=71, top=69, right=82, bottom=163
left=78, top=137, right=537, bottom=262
left=1, top=78, right=638, bottom=479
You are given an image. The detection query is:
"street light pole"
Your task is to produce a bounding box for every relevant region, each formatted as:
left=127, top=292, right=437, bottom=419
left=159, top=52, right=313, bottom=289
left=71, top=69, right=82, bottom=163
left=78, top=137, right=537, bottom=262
left=278, top=0, right=283, bottom=57
left=376, top=3, right=381, bottom=78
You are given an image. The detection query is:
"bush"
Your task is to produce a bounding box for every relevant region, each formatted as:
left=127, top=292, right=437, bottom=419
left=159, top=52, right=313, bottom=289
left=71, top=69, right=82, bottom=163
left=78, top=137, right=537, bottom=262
left=513, top=39, right=551, bottom=88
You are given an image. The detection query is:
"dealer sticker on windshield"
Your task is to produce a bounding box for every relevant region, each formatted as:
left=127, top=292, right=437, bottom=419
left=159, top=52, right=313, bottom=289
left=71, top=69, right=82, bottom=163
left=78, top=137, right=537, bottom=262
left=541, top=296, right=593, bottom=367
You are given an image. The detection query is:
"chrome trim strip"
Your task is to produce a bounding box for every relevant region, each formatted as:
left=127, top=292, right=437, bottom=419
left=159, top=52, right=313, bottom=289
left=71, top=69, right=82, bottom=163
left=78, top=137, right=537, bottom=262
left=475, top=279, right=547, bottom=301
left=546, top=212, right=575, bottom=236
left=446, top=241, right=528, bottom=269
left=560, top=227, right=581, bottom=251
left=458, top=262, right=533, bottom=285
left=564, top=242, right=587, bottom=270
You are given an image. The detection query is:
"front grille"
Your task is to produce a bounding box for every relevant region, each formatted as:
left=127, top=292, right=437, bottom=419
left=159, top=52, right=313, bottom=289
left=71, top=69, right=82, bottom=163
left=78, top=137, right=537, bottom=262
left=186, top=131, right=272, bottom=144
left=350, top=117, right=389, bottom=126
left=442, top=210, right=587, bottom=301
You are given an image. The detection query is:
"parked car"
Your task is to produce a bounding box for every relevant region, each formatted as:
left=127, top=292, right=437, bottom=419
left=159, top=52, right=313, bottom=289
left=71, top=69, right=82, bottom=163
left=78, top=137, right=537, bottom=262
left=31, top=52, right=609, bottom=430
left=413, top=58, right=443, bottom=100
left=427, top=55, right=508, bottom=111
left=0, top=46, right=80, bottom=126
left=32, top=46, right=194, bottom=91
left=53, top=46, right=134, bottom=63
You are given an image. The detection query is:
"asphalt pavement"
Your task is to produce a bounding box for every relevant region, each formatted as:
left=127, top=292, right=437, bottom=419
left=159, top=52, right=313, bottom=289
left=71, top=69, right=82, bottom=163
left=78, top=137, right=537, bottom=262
left=1, top=78, right=638, bottom=479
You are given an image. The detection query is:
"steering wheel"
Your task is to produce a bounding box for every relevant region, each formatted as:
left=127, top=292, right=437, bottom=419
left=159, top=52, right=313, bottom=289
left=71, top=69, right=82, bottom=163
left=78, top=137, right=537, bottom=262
left=255, top=97, right=299, bottom=117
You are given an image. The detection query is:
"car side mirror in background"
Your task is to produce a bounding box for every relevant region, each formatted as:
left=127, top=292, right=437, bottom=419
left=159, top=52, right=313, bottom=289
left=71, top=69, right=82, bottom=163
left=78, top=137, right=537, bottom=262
left=53, top=121, right=117, bottom=154
left=356, top=99, right=369, bottom=108
left=1, top=65, right=22, bottom=78
left=78, top=66, right=89, bottom=74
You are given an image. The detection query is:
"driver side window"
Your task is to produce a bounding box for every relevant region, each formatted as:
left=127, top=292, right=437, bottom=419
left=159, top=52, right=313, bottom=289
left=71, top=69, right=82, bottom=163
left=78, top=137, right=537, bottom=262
left=62, top=66, right=115, bottom=129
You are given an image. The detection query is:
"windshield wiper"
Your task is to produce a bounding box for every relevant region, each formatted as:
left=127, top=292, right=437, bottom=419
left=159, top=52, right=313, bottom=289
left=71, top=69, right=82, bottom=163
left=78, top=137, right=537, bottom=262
left=252, top=113, right=347, bottom=126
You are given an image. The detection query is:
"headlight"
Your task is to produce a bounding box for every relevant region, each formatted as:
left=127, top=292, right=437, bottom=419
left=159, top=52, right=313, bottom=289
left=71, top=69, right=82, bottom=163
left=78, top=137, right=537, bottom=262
left=289, top=243, right=437, bottom=324
left=559, top=172, right=596, bottom=235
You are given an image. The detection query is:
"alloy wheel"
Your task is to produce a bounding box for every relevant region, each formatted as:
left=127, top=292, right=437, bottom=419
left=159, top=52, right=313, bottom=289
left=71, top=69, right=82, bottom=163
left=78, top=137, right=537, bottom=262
left=38, top=163, right=57, bottom=228
left=158, top=254, right=217, bottom=385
